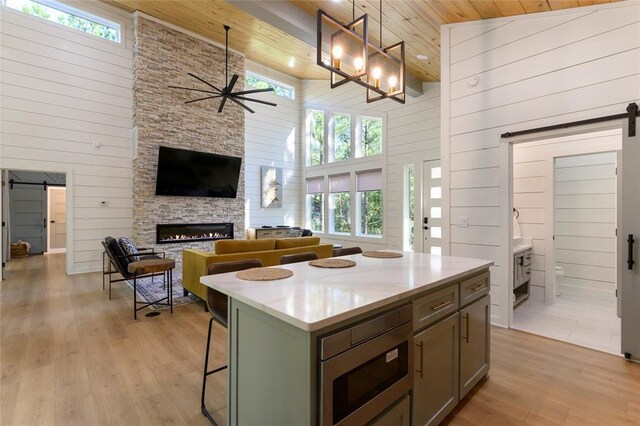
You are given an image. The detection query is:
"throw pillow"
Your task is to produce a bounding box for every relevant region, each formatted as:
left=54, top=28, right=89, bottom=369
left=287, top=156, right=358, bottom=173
left=118, top=237, right=140, bottom=262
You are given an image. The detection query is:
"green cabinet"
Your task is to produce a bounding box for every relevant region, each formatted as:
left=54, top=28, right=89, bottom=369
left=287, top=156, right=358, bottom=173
left=412, top=313, right=459, bottom=426
left=459, top=295, right=490, bottom=399
left=370, top=394, right=411, bottom=426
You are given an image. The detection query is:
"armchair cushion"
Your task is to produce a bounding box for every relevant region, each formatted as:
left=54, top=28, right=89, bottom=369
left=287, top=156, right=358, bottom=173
left=105, top=236, right=129, bottom=275
left=118, top=237, right=140, bottom=262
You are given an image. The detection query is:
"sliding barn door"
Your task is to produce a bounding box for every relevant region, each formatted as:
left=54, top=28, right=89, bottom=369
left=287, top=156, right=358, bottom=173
left=621, top=119, right=640, bottom=361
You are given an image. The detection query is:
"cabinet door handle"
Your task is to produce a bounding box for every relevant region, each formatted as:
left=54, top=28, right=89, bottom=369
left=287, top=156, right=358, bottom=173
left=416, top=340, right=424, bottom=379
left=463, top=313, right=470, bottom=343
left=471, top=284, right=486, bottom=292
left=628, top=234, right=635, bottom=270
left=430, top=300, right=452, bottom=312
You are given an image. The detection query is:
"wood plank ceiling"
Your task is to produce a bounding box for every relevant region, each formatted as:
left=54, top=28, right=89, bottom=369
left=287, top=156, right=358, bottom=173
left=104, top=0, right=617, bottom=83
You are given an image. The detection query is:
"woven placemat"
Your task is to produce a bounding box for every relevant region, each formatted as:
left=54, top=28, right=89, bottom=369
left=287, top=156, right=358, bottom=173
left=236, top=267, right=293, bottom=281
left=309, top=258, right=356, bottom=268
left=362, top=251, right=403, bottom=258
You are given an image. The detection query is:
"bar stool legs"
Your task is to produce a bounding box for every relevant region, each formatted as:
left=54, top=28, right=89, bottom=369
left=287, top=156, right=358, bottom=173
left=201, top=317, right=227, bottom=425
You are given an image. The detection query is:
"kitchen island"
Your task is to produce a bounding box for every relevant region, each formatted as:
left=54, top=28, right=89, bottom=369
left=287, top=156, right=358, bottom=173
left=201, top=251, right=493, bottom=426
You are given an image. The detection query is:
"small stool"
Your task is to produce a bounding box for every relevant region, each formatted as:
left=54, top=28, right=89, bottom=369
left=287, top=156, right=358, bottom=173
left=128, top=258, right=175, bottom=320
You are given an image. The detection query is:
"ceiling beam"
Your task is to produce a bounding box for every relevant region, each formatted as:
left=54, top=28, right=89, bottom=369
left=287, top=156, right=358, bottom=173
left=226, top=0, right=423, bottom=97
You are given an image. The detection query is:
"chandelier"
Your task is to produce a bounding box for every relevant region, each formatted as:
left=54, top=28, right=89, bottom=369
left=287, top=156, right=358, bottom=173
left=316, top=0, right=405, bottom=104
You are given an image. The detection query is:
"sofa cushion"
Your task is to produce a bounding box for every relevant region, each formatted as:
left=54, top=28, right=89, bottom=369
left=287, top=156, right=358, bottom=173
left=275, top=236, right=320, bottom=249
left=215, top=238, right=276, bottom=254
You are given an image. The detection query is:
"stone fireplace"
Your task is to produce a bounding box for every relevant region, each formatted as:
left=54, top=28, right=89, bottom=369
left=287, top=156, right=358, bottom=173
left=156, top=223, right=234, bottom=244
left=132, top=16, right=245, bottom=268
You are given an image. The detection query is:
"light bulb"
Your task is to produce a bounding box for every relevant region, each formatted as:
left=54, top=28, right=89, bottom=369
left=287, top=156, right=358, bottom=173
left=388, top=75, right=398, bottom=91
left=332, top=45, right=343, bottom=70
left=372, top=67, right=382, bottom=89
left=332, top=45, right=343, bottom=59
left=353, top=57, right=363, bottom=73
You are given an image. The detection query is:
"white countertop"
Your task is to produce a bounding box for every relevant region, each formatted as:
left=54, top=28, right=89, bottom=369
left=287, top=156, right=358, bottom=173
left=200, top=251, right=493, bottom=332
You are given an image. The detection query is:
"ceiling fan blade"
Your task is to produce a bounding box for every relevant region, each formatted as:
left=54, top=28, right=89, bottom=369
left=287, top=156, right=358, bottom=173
left=188, top=72, right=222, bottom=92
left=185, top=95, right=223, bottom=104
left=226, top=74, right=239, bottom=93
left=232, top=88, right=275, bottom=96
left=228, top=96, right=255, bottom=114
left=233, top=95, right=277, bottom=107
left=168, top=85, right=220, bottom=95
left=218, top=95, right=229, bottom=113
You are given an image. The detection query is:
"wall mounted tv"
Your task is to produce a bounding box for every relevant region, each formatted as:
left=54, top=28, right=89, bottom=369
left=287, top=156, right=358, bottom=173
left=155, top=146, right=242, bottom=198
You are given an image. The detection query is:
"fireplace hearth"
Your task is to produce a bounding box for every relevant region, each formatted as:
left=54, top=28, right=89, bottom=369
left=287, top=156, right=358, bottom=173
left=156, top=222, right=234, bottom=244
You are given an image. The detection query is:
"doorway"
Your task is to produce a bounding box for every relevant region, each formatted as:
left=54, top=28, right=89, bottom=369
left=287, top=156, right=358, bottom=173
left=507, top=130, right=622, bottom=354
left=47, top=187, right=67, bottom=253
left=422, top=160, right=442, bottom=255
left=2, top=170, right=67, bottom=270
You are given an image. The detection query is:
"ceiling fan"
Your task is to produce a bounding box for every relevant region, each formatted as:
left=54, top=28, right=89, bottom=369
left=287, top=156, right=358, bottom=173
left=169, top=25, right=277, bottom=114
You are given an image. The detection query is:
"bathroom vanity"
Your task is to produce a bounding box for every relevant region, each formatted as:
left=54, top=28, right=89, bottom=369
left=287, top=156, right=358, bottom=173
left=513, top=245, right=532, bottom=307
left=201, top=252, right=493, bottom=425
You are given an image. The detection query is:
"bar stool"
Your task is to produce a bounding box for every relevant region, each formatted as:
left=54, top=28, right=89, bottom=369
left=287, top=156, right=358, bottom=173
left=279, top=252, right=319, bottom=264
left=201, top=259, right=263, bottom=425
left=127, top=258, right=175, bottom=320
left=332, top=246, right=363, bottom=257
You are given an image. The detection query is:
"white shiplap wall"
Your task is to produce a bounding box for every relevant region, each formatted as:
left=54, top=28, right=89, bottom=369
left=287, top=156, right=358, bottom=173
left=555, top=151, right=617, bottom=297
left=513, top=130, right=621, bottom=302
left=442, top=2, right=640, bottom=325
left=0, top=3, right=134, bottom=274
left=301, top=80, right=441, bottom=251
left=244, top=61, right=302, bottom=229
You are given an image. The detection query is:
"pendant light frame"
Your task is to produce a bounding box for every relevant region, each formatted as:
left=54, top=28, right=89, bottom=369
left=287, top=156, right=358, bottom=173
left=316, top=10, right=369, bottom=89
left=315, top=0, right=406, bottom=104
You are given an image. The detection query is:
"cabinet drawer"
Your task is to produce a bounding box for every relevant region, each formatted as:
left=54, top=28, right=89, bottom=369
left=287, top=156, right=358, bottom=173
left=413, top=284, right=459, bottom=331
left=273, top=229, right=288, bottom=238
left=524, top=265, right=531, bottom=280
left=460, top=271, right=490, bottom=308
left=257, top=229, right=274, bottom=238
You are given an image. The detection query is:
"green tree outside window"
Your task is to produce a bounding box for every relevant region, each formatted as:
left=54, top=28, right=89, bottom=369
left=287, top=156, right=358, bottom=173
left=360, top=118, right=382, bottom=157
left=333, top=114, right=351, bottom=161
left=310, top=111, right=325, bottom=166
left=360, top=190, right=382, bottom=236
left=332, top=192, right=351, bottom=233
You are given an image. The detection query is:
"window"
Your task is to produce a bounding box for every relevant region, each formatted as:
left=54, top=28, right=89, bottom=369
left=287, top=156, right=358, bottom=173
left=329, top=174, right=351, bottom=234
left=357, top=170, right=382, bottom=236
left=309, top=110, right=325, bottom=166
left=245, top=73, right=295, bottom=100
left=6, top=0, right=121, bottom=42
left=306, top=177, right=324, bottom=233
left=404, top=165, right=415, bottom=251
left=332, top=113, right=351, bottom=162
left=358, top=117, right=382, bottom=157
left=304, top=108, right=385, bottom=238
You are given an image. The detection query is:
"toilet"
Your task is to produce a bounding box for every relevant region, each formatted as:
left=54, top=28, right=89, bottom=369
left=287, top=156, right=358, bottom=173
left=555, top=266, right=564, bottom=296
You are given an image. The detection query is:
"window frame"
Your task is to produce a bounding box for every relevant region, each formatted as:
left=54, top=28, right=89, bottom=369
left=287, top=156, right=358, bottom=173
left=245, top=71, right=295, bottom=100
left=3, top=0, right=123, bottom=43
left=303, top=106, right=386, bottom=241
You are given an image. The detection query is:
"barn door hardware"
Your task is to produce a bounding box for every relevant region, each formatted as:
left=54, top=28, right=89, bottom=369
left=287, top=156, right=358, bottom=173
left=501, top=102, right=639, bottom=139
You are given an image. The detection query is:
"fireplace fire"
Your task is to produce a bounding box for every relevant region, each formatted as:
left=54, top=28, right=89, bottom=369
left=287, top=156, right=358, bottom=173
left=156, top=223, right=234, bottom=244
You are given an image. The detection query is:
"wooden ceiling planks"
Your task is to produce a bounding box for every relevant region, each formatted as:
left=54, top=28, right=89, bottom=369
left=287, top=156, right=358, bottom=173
left=102, top=0, right=619, bottom=84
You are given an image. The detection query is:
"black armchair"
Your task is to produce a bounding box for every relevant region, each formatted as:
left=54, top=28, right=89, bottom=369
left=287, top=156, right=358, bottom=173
left=102, top=237, right=164, bottom=300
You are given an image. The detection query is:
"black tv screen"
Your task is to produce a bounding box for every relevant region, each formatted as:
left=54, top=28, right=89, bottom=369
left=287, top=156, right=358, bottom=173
left=155, top=146, right=242, bottom=198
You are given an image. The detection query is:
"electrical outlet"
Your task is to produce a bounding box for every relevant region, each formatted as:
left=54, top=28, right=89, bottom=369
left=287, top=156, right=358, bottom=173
left=457, top=216, right=469, bottom=227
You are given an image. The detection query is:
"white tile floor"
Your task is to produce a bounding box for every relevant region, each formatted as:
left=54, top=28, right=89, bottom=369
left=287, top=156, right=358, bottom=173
left=512, top=288, right=622, bottom=355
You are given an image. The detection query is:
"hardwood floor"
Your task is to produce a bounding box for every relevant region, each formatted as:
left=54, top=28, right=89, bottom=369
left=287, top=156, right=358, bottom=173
left=2, top=254, right=639, bottom=425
